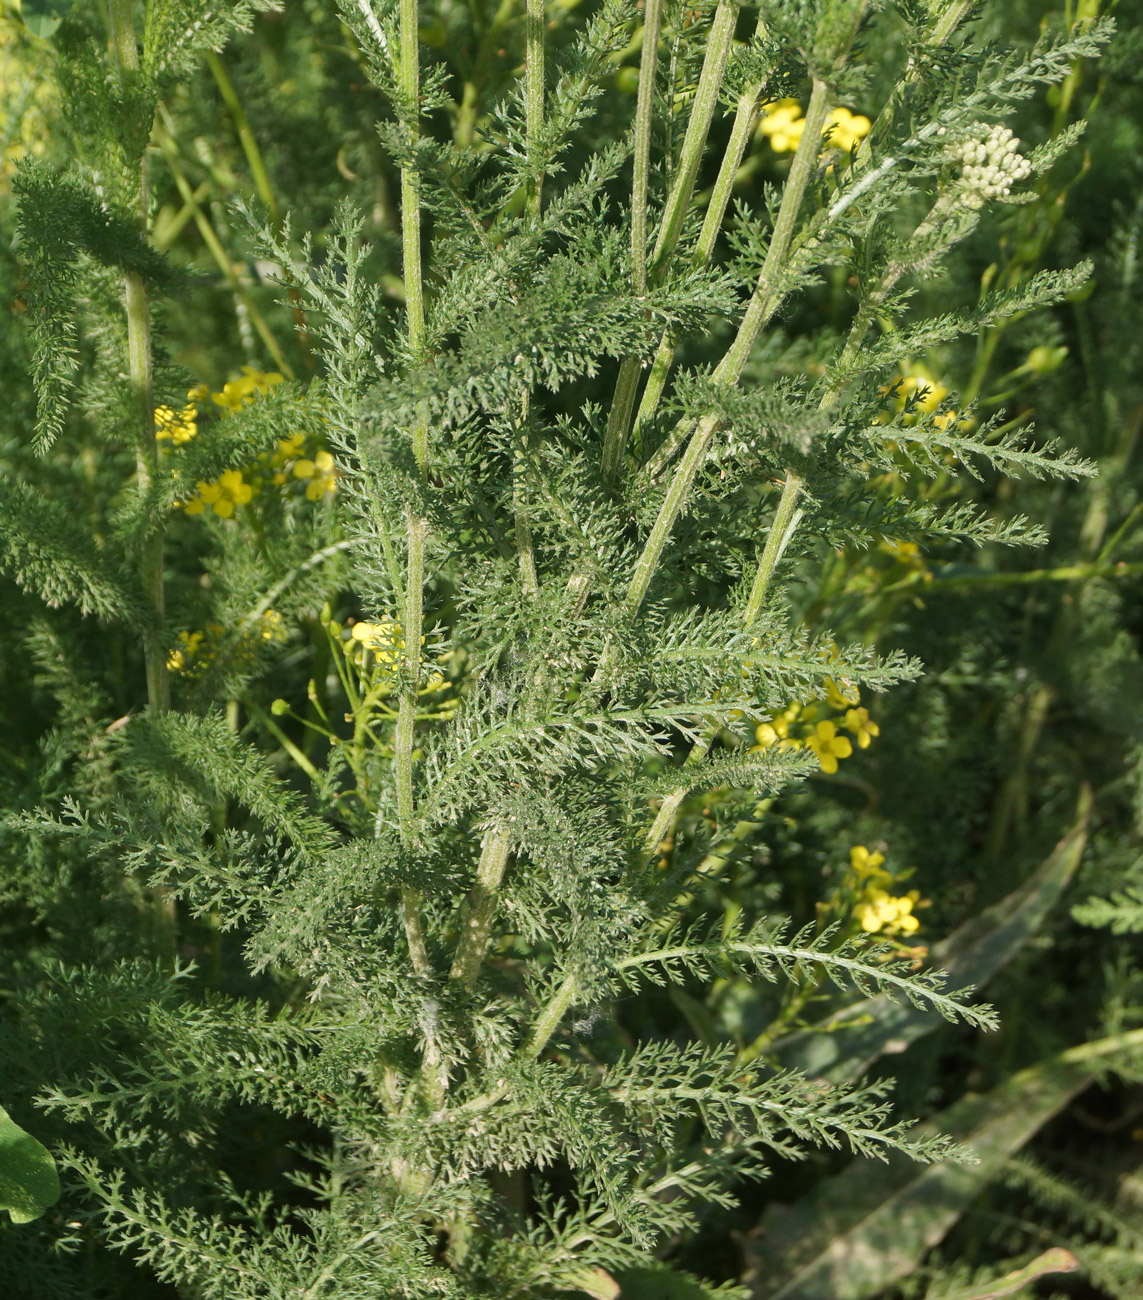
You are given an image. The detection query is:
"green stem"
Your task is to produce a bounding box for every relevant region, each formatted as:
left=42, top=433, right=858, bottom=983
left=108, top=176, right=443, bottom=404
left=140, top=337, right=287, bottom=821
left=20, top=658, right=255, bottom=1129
left=744, top=473, right=806, bottom=619
left=600, top=0, right=664, bottom=483
left=638, top=79, right=832, bottom=486
left=204, top=51, right=279, bottom=221
left=633, top=76, right=764, bottom=452
left=524, top=971, right=578, bottom=1058
left=154, top=122, right=293, bottom=376
left=514, top=0, right=544, bottom=594
left=109, top=1, right=167, bottom=714
left=714, top=78, right=832, bottom=386
left=204, top=50, right=312, bottom=359
left=648, top=0, right=739, bottom=278
left=624, top=412, right=719, bottom=618
left=394, top=0, right=431, bottom=979
left=524, top=0, right=545, bottom=223
left=448, top=825, right=513, bottom=989
left=623, top=83, right=832, bottom=620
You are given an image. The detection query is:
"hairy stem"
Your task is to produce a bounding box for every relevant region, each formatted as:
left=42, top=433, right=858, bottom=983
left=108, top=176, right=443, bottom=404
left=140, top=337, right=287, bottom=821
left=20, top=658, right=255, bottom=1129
left=601, top=0, right=664, bottom=483
left=633, top=50, right=768, bottom=452
left=109, top=1, right=167, bottom=714
left=394, top=0, right=431, bottom=977
left=648, top=0, right=740, bottom=278
left=623, top=81, right=832, bottom=621
left=513, top=0, right=545, bottom=594
left=449, top=825, right=513, bottom=989
left=524, top=971, right=579, bottom=1059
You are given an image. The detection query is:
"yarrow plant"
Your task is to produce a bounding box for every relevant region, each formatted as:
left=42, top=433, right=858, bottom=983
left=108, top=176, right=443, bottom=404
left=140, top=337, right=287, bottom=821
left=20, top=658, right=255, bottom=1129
left=0, top=0, right=1130, bottom=1295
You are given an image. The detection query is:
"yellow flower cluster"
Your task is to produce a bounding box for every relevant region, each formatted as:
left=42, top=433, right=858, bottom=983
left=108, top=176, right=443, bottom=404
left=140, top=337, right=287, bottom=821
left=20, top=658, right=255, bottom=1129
left=0, top=26, right=52, bottom=194
left=877, top=362, right=968, bottom=431
left=154, top=389, right=202, bottom=445
left=167, top=610, right=286, bottom=675
left=758, top=101, right=871, bottom=156
left=752, top=680, right=880, bottom=775
left=294, top=449, right=336, bottom=501
left=350, top=619, right=406, bottom=669
left=183, top=468, right=254, bottom=518
left=212, top=365, right=284, bottom=411
left=847, top=846, right=925, bottom=936
left=169, top=369, right=337, bottom=518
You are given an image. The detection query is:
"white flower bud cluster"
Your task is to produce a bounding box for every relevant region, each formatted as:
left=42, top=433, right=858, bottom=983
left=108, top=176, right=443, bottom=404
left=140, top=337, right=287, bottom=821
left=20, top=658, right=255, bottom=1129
left=949, top=124, right=1032, bottom=207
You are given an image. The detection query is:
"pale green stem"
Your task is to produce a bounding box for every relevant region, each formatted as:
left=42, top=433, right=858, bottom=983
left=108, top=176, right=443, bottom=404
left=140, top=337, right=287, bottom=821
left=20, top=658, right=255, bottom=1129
left=395, top=0, right=431, bottom=979
left=204, top=51, right=279, bottom=221
left=525, top=0, right=545, bottom=223
left=628, top=0, right=663, bottom=301
left=639, top=731, right=713, bottom=860
left=633, top=73, right=767, bottom=451
left=624, top=411, right=719, bottom=618
left=524, top=971, right=579, bottom=1058
left=638, top=80, right=831, bottom=485
left=622, top=82, right=831, bottom=622
left=600, top=0, right=664, bottom=482
left=743, top=480, right=805, bottom=619
left=514, top=0, right=545, bottom=594
left=154, top=122, right=293, bottom=376
left=205, top=50, right=312, bottom=356
left=111, top=0, right=174, bottom=968
left=648, top=0, right=739, bottom=277
left=448, top=825, right=513, bottom=989
left=713, top=79, right=832, bottom=386
left=109, top=0, right=167, bottom=714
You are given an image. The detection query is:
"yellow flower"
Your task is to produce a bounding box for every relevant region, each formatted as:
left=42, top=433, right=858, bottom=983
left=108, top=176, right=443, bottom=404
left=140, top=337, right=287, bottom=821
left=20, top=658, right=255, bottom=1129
left=760, top=101, right=870, bottom=156
left=154, top=403, right=198, bottom=445
left=823, top=106, right=871, bottom=153
left=849, top=845, right=887, bottom=879
left=844, top=706, right=880, bottom=749
left=182, top=468, right=254, bottom=518
left=271, top=433, right=307, bottom=467
left=752, top=703, right=802, bottom=751
left=806, top=719, right=853, bottom=774
left=857, top=889, right=921, bottom=935
left=759, top=100, right=805, bottom=153
left=211, top=366, right=284, bottom=412
left=167, top=629, right=205, bottom=673
left=259, top=609, right=286, bottom=642
left=824, top=677, right=860, bottom=711
left=293, top=449, right=336, bottom=500
left=351, top=619, right=404, bottom=667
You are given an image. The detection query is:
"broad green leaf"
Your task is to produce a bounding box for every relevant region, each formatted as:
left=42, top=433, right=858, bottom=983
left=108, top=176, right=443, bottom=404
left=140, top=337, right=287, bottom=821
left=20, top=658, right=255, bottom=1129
left=930, top=1248, right=1079, bottom=1300
left=0, top=1104, right=60, bottom=1224
left=18, top=0, right=74, bottom=39
left=755, top=1026, right=1143, bottom=1300
left=776, top=788, right=1091, bottom=1081
left=616, top=1265, right=747, bottom=1299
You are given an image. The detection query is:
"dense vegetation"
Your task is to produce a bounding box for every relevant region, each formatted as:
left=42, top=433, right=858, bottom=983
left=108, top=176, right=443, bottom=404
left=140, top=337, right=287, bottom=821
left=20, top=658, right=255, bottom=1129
left=2, top=0, right=1143, bottom=1295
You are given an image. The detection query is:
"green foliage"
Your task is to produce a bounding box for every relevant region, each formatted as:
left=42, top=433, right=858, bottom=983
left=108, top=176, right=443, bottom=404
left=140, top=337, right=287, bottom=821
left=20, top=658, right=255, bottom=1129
left=1, top=0, right=1142, bottom=1294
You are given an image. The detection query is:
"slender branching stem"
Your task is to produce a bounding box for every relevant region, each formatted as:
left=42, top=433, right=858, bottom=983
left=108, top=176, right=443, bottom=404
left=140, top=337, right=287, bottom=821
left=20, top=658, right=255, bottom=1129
left=449, top=825, right=513, bottom=989
left=109, top=0, right=167, bottom=714
left=525, top=0, right=545, bottom=223
left=394, top=0, right=431, bottom=978
left=744, top=481, right=805, bottom=619
left=633, top=58, right=768, bottom=449
left=204, top=51, right=312, bottom=359
left=154, top=121, right=293, bottom=375
left=623, top=82, right=831, bottom=622
left=600, top=0, right=664, bottom=483
left=713, top=78, right=832, bottom=386
left=524, top=971, right=579, bottom=1059
left=648, top=0, right=739, bottom=278
left=513, top=0, right=545, bottom=594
